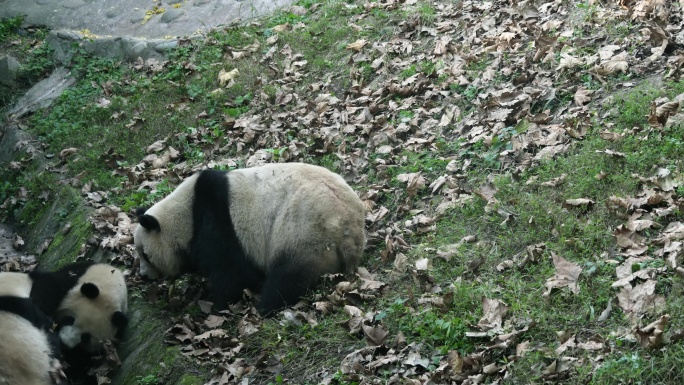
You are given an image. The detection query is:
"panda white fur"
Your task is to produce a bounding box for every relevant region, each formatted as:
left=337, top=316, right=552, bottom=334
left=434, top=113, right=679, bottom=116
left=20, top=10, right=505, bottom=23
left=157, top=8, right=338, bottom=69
left=0, top=273, right=59, bottom=385
left=0, top=311, right=55, bottom=385
left=135, top=163, right=366, bottom=316
left=28, top=262, right=129, bottom=353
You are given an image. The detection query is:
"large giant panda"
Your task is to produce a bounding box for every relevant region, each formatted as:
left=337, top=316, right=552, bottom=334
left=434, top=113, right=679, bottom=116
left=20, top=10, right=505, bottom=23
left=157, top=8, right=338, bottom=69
left=134, top=162, right=366, bottom=316
left=0, top=273, right=62, bottom=385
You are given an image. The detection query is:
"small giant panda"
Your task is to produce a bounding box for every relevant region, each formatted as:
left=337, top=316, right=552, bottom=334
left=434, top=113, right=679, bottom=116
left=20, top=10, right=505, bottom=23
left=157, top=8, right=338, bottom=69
left=29, top=262, right=129, bottom=353
left=0, top=311, right=57, bottom=385
left=134, top=162, right=366, bottom=316
left=0, top=273, right=61, bottom=385
left=0, top=262, right=128, bottom=355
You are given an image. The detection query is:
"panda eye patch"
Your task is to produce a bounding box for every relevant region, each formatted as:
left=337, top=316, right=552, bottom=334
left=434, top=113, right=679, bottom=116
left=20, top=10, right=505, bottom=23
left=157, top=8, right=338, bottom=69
left=59, top=315, right=75, bottom=326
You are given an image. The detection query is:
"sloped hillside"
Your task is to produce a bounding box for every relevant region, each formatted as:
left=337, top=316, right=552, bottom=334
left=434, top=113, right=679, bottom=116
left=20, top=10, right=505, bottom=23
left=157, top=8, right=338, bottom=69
left=2, top=0, right=684, bottom=383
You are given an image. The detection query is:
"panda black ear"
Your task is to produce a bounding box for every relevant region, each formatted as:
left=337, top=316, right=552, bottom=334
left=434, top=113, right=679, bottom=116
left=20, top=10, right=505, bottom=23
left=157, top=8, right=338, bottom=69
left=138, top=212, right=161, bottom=232
left=112, top=311, right=129, bottom=338
left=81, top=282, right=100, bottom=299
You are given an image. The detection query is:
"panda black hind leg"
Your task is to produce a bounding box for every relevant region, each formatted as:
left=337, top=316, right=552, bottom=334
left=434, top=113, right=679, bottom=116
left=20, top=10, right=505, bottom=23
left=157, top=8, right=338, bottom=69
left=256, top=252, right=321, bottom=317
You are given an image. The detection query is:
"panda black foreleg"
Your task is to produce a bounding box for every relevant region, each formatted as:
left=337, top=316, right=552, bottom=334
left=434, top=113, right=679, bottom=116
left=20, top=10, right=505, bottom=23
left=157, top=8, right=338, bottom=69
left=256, top=255, right=316, bottom=317
left=207, top=270, right=249, bottom=308
left=206, top=255, right=265, bottom=310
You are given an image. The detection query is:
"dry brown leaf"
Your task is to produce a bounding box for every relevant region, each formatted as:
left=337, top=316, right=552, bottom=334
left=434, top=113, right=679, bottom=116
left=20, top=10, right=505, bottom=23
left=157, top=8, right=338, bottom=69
left=596, top=149, right=626, bottom=158
left=204, top=315, right=227, bottom=329
left=562, top=198, right=595, bottom=210
left=59, top=147, right=78, bottom=159
left=415, top=258, right=430, bottom=271
left=634, top=314, right=669, bottom=349
left=557, top=54, right=583, bottom=70
left=396, top=172, right=426, bottom=197
left=272, top=23, right=290, bottom=32
left=614, top=225, right=646, bottom=249
left=574, top=87, right=592, bottom=106
left=344, top=305, right=362, bottom=318
left=218, top=68, right=239, bottom=86
left=543, top=253, right=582, bottom=297
left=477, top=298, right=509, bottom=332
left=540, top=174, right=567, bottom=187
left=346, top=39, right=368, bottom=52
left=362, top=323, right=389, bottom=346
left=617, top=279, right=666, bottom=315
left=648, top=101, right=680, bottom=128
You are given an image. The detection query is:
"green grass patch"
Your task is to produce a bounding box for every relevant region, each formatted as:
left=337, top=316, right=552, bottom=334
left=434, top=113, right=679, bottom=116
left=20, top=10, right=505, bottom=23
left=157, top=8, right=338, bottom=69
left=0, top=16, right=22, bottom=43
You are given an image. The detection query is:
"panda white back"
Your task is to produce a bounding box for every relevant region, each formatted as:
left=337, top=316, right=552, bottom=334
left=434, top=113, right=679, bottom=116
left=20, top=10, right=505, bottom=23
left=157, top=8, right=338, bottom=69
left=0, top=312, right=53, bottom=385
left=0, top=272, right=33, bottom=297
left=228, top=163, right=366, bottom=271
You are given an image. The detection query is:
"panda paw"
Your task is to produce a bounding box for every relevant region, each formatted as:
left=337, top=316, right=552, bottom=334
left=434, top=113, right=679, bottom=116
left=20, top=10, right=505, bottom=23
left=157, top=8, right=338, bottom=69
left=49, top=358, right=67, bottom=384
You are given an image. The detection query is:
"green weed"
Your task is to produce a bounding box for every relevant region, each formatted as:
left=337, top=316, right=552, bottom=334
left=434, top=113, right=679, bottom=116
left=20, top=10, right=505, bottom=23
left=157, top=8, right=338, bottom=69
left=136, top=374, right=159, bottom=385
left=0, top=16, right=22, bottom=43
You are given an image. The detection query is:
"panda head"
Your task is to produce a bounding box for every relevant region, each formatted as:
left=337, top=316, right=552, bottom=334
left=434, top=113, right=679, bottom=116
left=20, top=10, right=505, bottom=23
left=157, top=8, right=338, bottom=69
left=134, top=206, right=187, bottom=280
left=57, top=281, right=128, bottom=353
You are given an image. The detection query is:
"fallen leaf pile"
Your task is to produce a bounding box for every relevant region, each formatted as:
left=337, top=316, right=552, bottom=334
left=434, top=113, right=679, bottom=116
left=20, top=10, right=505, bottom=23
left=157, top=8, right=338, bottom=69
left=86, top=0, right=684, bottom=382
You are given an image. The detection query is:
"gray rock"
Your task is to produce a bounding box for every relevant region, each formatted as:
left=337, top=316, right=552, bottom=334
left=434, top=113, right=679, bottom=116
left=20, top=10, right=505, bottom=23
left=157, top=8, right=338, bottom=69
left=153, top=40, right=177, bottom=53
left=127, top=41, right=150, bottom=60
left=8, top=67, right=76, bottom=118
left=55, top=30, right=83, bottom=40
left=46, top=30, right=81, bottom=64
left=1, top=0, right=294, bottom=39
left=61, top=0, right=85, bottom=9
left=86, top=37, right=124, bottom=58
left=0, top=56, right=20, bottom=85
left=160, top=8, right=184, bottom=23
left=105, top=8, right=119, bottom=18
left=130, top=14, right=145, bottom=24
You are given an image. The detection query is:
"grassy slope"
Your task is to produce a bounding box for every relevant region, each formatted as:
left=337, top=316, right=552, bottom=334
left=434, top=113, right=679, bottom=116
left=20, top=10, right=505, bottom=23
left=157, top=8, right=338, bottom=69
left=3, top=0, right=684, bottom=384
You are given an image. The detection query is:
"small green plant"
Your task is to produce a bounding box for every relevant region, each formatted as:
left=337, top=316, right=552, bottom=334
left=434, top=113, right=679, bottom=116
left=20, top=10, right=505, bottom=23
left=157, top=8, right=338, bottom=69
left=398, top=110, right=414, bottom=121
left=136, top=374, right=159, bottom=385
left=450, top=84, right=480, bottom=103
left=20, top=41, right=55, bottom=78
left=384, top=299, right=473, bottom=355
left=359, top=62, right=374, bottom=81
left=0, top=181, right=13, bottom=205
left=420, top=60, right=436, bottom=77
left=224, top=93, right=252, bottom=117
left=418, top=2, right=436, bottom=23
left=120, top=179, right=174, bottom=212
left=267, top=374, right=285, bottom=385
left=399, top=65, right=417, bottom=79
left=0, top=16, right=23, bottom=42
left=263, top=147, right=287, bottom=161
